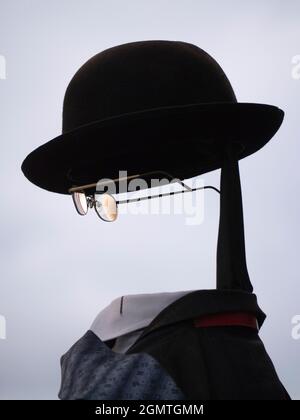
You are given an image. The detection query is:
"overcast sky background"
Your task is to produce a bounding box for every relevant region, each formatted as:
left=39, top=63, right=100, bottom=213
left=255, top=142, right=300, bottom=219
left=0, top=0, right=299, bottom=399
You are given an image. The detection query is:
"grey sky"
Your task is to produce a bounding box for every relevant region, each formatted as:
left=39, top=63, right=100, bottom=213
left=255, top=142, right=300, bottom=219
left=0, top=0, right=299, bottom=399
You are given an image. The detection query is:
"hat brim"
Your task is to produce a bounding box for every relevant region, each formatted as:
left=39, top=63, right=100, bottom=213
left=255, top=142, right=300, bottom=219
left=21, top=102, right=284, bottom=194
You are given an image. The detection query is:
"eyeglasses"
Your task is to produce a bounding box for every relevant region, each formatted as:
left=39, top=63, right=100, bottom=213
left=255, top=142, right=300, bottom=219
left=69, top=170, right=220, bottom=222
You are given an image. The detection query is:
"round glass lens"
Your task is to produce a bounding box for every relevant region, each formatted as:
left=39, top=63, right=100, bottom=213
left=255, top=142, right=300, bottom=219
left=95, top=193, right=118, bottom=222
left=72, top=192, right=88, bottom=215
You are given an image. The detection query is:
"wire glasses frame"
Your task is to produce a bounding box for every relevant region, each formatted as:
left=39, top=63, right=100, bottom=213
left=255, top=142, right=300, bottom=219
left=68, top=170, right=220, bottom=222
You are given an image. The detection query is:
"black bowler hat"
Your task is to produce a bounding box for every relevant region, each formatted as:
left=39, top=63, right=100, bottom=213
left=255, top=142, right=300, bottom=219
left=21, top=40, right=283, bottom=194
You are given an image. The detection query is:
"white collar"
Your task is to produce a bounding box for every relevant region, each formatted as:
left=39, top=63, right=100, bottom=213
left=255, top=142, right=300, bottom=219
left=90, top=290, right=196, bottom=341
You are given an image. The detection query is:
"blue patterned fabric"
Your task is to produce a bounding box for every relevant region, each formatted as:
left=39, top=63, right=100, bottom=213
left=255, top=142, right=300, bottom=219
left=58, top=330, right=186, bottom=400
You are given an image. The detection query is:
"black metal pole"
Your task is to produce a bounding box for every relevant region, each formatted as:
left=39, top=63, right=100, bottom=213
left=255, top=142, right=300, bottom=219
left=216, top=143, right=253, bottom=292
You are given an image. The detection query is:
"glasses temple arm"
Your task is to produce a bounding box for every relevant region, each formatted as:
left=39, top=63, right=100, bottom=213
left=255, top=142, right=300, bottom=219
left=116, top=185, right=220, bottom=205
left=148, top=170, right=192, bottom=192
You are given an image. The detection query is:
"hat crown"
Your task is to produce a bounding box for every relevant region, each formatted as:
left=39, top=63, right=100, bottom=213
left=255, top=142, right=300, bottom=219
left=62, top=40, right=236, bottom=133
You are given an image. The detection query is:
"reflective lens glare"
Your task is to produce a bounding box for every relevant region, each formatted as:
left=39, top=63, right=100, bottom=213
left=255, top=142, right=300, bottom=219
left=72, top=192, right=88, bottom=215
left=95, top=193, right=118, bottom=222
